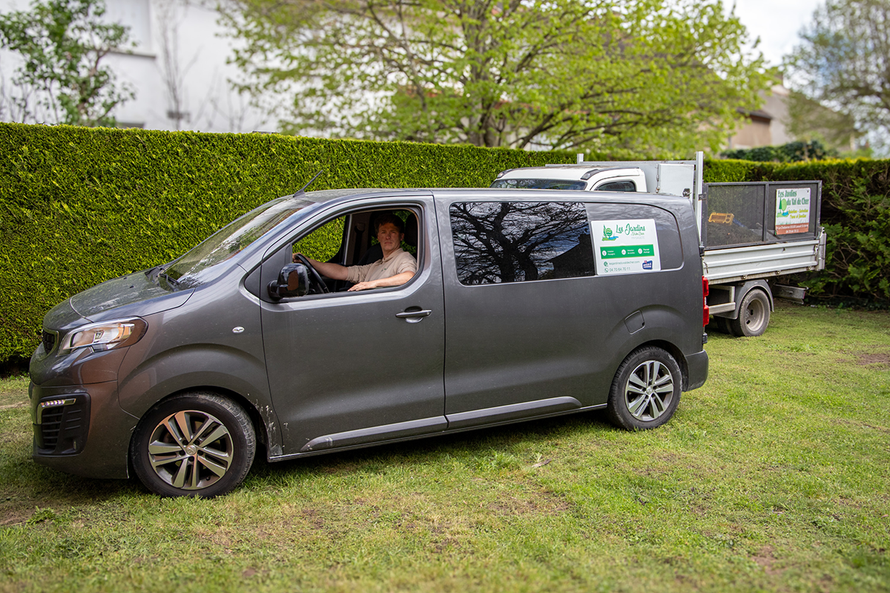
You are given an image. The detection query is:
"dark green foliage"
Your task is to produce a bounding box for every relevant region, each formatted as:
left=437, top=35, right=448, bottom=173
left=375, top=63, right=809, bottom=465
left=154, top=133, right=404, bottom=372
left=769, top=160, right=890, bottom=302
left=721, top=140, right=839, bottom=162
left=0, top=123, right=575, bottom=361
left=702, top=158, right=770, bottom=182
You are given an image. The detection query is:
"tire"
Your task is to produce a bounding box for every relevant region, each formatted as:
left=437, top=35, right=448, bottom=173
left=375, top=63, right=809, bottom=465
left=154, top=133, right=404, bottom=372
left=607, top=347, right=682, bottom=431
left=131, top=392, right=256, bottom=498
left=729, top=289, right=771, bottom=337
left=715, top=316, right=733, bottom=334
left=707, top=316, right=732, bottom=335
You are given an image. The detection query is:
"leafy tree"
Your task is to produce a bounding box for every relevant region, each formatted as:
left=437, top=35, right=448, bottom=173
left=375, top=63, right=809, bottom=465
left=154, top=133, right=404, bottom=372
left=784, top=0, right=890, bottom=150
left=221, top=0, right=772, bottom=157
left=0, top=0, right=133, bottom=126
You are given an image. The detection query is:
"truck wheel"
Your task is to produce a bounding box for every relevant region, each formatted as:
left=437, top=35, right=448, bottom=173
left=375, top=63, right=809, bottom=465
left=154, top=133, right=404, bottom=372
left=131, top=392, right=256, bottom=498
left=729, top=289, right=770, bottom=337
left=607, top=347, right=681, bottom=431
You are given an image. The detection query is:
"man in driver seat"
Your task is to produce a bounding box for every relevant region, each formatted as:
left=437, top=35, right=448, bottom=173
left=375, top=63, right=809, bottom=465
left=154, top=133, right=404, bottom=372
left=294, top=213, right=417, bottom=292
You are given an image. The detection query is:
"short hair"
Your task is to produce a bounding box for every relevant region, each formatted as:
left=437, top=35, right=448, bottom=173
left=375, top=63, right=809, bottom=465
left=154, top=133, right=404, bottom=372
left=374, top=213, right=405, bottom=235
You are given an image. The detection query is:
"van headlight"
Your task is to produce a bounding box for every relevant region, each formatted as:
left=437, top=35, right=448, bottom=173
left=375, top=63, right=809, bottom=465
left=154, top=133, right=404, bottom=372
left=61, top=318, right=148, bottom=352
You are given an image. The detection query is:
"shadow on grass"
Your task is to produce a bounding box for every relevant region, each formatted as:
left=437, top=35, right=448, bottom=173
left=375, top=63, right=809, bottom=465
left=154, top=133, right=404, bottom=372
left=2, top=407, right=614, bottom=512
left=247, top=408, right=614, bottom=485
left=1, top=467, right=143, bottom=526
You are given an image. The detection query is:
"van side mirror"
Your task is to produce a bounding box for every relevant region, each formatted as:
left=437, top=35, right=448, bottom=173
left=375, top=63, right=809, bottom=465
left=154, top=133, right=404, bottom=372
left=268, top=264, right=309, bottom=300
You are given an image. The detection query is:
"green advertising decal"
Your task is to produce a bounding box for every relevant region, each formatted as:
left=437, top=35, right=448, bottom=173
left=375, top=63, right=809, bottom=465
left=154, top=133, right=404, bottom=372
left=775, top=188, right=811, bottom=235
left=591, top=219, right=661, bottom=275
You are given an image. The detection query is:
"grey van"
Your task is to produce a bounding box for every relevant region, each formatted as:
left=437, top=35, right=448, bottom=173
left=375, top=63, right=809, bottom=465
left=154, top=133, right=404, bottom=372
left=30, top=188, right=709, bottom=497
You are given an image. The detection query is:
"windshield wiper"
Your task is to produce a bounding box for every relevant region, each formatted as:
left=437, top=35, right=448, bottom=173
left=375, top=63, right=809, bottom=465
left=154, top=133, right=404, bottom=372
left=159, top=272, right=180, bottom=289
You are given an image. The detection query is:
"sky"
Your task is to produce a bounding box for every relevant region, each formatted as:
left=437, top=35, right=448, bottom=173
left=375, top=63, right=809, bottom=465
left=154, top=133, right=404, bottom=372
left=732, top=0, right=825, bottom=67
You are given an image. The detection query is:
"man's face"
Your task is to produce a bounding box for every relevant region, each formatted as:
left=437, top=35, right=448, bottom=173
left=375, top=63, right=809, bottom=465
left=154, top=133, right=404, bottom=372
left=377, top=222, right=404, bottom=255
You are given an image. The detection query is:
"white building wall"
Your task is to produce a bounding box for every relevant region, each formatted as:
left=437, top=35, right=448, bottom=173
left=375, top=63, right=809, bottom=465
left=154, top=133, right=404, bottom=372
left=0, top=0, right=270, bottom=132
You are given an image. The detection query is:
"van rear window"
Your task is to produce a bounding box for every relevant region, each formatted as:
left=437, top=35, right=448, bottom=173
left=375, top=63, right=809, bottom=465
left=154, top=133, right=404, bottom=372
left=450, top=202, right=594, bottom=285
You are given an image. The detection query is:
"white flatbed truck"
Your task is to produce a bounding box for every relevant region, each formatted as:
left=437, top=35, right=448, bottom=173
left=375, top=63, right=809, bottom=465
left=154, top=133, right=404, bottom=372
left=493, top=153, right=826, bottom=336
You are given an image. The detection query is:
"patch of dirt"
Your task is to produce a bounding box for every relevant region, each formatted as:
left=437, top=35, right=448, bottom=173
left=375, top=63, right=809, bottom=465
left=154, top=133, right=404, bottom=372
left=0, top=507, right=35, bottom=527
left=752, top=545, right=781, bottom=576
left=301, top=507, right=325, bottom=529
left=486, top=491, right=572, bottom=517
left=833, top=418, right=889, bottom=433
left=856, top=351, right=890, bottom=367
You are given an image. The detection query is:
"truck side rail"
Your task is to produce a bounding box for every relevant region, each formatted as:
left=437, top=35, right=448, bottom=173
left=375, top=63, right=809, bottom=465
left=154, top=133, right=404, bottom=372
left=702, top=229, right=825, bottom=283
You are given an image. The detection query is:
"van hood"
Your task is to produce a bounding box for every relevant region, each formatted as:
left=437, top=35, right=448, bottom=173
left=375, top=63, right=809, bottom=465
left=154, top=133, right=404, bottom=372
left=45, top=270, right=194, bottom=330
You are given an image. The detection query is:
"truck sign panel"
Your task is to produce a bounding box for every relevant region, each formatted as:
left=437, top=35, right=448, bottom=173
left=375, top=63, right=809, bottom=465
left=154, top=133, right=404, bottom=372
left=775, top=188, right=811, bottom=235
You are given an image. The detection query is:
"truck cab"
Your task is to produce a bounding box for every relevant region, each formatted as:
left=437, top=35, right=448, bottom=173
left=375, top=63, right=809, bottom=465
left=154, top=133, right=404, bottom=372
left=493, top=166, right=649, bottom=193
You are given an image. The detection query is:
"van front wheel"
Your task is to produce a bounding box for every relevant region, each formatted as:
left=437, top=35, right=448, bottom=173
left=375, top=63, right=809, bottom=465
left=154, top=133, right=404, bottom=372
left=607, top=347, right=681, bottom=430
left=131, top=393, right=256, bottom=498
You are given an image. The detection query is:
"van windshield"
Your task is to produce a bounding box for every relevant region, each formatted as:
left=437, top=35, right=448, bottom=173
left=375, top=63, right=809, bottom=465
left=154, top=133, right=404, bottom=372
left=491, top=179, right=587, bottom=190
left=165, top=196, right=312, bottom=288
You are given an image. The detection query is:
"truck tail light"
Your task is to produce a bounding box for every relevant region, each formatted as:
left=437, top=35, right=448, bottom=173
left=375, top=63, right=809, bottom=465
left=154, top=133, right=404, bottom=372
left=702, top=276, right=710, bottom=327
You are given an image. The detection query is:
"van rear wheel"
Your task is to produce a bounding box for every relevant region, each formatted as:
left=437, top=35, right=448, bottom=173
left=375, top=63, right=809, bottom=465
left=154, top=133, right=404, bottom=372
left=131, top=392, right=256, bottom=498
left=607, top=347, right=681, bottom=430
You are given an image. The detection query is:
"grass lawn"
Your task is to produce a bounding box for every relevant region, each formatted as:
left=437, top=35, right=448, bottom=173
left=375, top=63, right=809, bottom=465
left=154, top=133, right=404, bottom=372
left=1, top=302, right=888, bottom=592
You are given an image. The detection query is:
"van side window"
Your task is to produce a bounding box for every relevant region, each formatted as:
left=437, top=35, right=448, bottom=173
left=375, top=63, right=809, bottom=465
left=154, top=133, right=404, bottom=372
left=293, top=216, right=345, bottom=262
left=450, top=201, right=594, bottom=285
left=288, top=207, right=421, bottom=295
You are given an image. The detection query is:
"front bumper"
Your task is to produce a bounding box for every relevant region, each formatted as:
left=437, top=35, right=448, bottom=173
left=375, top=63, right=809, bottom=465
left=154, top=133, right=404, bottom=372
left=30, top=380, right=139, bottom=479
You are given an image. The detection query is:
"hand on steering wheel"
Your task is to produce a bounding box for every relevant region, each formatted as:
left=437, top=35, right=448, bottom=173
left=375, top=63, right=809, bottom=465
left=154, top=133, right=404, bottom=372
left=293, top=254, right=329, bottom=294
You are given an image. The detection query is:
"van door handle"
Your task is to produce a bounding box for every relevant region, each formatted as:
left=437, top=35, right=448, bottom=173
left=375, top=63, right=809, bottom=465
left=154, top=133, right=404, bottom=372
left=395, top=308, right=432, bottom=323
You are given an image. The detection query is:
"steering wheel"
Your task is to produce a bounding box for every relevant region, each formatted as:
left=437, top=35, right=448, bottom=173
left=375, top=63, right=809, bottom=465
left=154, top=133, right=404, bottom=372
left=293, top=254, right=329, bottom=294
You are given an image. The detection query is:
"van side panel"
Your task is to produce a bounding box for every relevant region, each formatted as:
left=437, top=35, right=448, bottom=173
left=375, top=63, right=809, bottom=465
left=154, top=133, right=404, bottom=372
left=436, top=192, right=705, bottom=427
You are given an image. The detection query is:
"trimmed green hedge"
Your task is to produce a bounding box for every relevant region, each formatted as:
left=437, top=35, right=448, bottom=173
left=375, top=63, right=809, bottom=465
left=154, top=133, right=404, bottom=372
left=766, top=159, right=890, bottom=302
left=2, top=123, right=888, bottom=363
left=0, top=123, right=580, bottom=362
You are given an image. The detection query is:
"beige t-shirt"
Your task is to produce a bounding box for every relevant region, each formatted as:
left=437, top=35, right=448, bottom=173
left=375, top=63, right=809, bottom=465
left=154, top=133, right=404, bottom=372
left=345, top=248, right=417, bottom=284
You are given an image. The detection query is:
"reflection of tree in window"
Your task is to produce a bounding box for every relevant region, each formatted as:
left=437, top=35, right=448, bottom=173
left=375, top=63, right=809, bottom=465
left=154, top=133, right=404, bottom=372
left=450, top=202, right=594, bottom=285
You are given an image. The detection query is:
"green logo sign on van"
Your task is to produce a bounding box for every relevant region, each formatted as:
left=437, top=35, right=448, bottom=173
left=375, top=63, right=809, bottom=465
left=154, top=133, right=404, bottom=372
left=591, top=219, right=661, bottom=275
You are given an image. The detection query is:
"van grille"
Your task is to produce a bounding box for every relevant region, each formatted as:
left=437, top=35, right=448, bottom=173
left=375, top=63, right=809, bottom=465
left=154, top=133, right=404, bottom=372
left=41, top=330, right=57, bottom=354
left=35, top=395, right=89, bottom=455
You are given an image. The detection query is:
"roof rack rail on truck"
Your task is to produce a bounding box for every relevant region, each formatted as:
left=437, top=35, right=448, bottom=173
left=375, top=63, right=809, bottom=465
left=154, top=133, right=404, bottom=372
left=492, top=152, right=826, bottom=337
